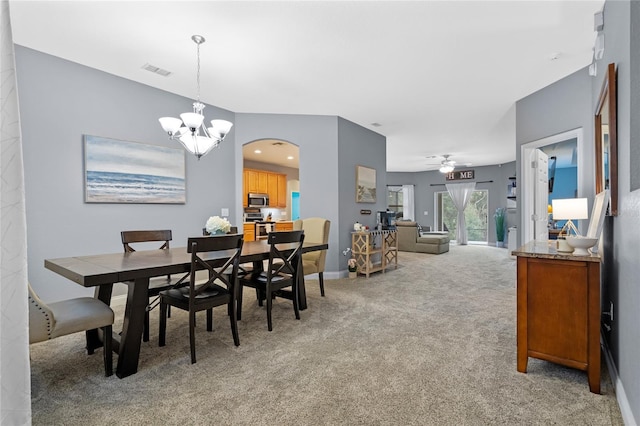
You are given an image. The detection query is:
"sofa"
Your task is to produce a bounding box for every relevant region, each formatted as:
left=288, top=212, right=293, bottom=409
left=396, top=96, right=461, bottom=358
left=396, top=221, right=450, bottom=254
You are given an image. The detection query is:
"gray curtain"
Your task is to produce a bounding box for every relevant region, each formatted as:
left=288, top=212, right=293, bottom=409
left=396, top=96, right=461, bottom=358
left=445, top=182, right=476, bottom=245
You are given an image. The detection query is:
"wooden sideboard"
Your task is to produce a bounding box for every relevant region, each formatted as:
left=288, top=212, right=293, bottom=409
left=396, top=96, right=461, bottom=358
left=513, top=241, right=601, bottom=393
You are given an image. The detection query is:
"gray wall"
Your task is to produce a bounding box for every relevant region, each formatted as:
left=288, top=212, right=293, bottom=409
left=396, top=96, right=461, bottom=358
left=387, top=162, right=516, bottom=244
left=17, top=46, right=388, bottom=302
left=516, top=0, right=640, bottom=421
left=337, top=117, right=387, bottom=262
left=515, top=66, right=595, bottom=246
left=594, top=0, right=640, bottom=422
left=16, top=46, right=237, bottom=302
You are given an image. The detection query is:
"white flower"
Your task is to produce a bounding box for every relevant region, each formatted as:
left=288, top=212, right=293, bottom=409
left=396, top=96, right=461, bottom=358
left=205, top=216, right=231, bottom=234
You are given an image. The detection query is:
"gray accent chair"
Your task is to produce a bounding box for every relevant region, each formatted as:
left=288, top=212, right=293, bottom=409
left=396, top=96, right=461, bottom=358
left=28, top=282, right=114, bottom=376
left=396, top=221, right=450, bottom=254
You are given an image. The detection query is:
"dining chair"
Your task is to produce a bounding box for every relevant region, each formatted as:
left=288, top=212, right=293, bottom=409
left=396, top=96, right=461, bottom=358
left=238, top=230, right=305, bottom=331
left=158, top=234, right=244, bottom=364
left=28, top=282, right=114, bottom=376
left=121, top=229, right=187, bottom=342
left=293, top=217, right=330, bottom=296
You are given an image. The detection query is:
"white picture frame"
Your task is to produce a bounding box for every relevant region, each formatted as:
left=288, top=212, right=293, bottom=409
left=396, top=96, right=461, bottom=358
left=586, top=189, right=610, bottom=246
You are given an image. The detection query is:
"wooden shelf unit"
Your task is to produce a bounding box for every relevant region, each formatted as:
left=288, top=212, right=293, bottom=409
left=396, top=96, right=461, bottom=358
left=351, top=230, right=397, bottom=278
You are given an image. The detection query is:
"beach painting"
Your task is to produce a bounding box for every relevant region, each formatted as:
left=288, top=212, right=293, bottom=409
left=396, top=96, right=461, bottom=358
left=84, top=135, right=186, bottom=204
left=356, top=165, right=376, bottom=203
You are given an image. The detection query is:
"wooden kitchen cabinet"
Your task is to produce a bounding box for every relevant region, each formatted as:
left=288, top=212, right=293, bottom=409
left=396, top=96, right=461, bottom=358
left=243, top=168, right=287, bottom=208
left=277, top=174, right=287, bottom=207
left=243, top=223, right=255, bottom=242
left=275, top=221, right=293, bottom=232
left=267, top=173, right=278, bottom=207
left=513, top=241, right=601, bottom=393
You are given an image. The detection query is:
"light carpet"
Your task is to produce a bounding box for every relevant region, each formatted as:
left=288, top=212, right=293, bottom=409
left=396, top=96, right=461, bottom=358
left=30, top=245, right=623, bottom=425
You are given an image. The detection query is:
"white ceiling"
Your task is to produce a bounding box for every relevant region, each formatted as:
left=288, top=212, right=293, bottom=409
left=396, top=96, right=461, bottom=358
left=9, top=0, right=603, bottom=172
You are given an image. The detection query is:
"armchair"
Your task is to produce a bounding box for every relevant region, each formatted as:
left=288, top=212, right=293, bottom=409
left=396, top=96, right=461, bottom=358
left=28, top=282, right=114, bottom=376
left=293, top=217, right=330, bottom=296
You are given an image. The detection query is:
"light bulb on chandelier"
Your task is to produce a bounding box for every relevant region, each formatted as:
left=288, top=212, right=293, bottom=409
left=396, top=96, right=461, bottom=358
left=159, top=35, right=233, bottom=160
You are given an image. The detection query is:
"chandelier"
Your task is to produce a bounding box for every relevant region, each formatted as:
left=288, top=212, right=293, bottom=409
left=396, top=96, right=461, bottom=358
left=159, top=35, right=233, bottom=160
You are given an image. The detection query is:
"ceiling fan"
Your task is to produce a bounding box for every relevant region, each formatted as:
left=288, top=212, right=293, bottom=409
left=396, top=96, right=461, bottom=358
left=425, top=154, right=466, bottom=173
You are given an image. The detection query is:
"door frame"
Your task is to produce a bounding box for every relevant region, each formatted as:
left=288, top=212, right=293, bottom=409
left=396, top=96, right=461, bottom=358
left=520, top=128, right=585, bottom=244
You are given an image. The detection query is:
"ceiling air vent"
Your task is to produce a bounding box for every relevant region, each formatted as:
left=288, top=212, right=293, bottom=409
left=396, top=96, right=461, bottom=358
left=142, top=63, right=172, bottom=77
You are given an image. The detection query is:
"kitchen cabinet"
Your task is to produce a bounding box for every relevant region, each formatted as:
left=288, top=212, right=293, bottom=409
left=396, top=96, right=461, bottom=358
left=243, top=168, right=287, bottom=208
left=277, top=174, right=287, bottom=207
left=267, top=173, right=278, bottom=207
left=243, top=223, right=255, bottom=242
left=275, top=221, right=293, bottom=232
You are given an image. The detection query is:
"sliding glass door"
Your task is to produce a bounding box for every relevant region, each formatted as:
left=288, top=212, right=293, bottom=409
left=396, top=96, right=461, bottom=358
left=435, top=190, right=488, bottom=243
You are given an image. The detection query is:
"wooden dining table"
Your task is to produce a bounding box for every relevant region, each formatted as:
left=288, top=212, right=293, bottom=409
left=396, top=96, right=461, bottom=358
left=44, top=240, right=328, bottom=378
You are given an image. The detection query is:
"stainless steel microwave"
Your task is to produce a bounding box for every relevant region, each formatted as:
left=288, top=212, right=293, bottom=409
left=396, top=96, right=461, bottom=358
left=248, top=193, right=269, bottom=207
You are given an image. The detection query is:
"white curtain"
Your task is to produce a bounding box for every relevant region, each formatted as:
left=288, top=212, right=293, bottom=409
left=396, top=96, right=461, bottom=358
left=401, top=185, right=414, bottom=221
left=0, top=0, right=31, bottom=423
left=445, top=182, right=476, bottom=245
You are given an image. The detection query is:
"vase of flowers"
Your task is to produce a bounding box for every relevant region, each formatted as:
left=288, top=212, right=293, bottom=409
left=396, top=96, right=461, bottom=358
left=205, top=216, right=231, bottom=235
left=347, top=258, right=357, bottom=278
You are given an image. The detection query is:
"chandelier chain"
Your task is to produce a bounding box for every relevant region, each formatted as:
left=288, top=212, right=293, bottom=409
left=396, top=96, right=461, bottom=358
left=196, top=41, right=201, bottom=103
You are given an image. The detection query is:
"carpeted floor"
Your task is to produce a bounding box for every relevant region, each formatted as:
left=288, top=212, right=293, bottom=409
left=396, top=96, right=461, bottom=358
left=30, top=245, right=623, bottom=425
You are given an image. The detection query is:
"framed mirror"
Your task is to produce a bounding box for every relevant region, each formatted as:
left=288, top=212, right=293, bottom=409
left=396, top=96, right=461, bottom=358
left=595, top=62, right=618, bottom=216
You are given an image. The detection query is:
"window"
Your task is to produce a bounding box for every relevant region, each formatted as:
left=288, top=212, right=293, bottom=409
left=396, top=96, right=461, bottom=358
left=435, top=190, right=488, bottom=243
left=387, top=186, right=403, bottom=219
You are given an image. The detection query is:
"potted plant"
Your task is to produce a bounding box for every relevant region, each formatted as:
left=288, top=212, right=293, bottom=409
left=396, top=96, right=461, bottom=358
left=347, top=258, right=358, bottom=278
left=494, top=207, right=506, bottom=247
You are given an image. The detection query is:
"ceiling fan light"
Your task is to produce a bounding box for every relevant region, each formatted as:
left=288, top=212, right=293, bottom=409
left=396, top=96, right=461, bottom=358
left=439, top=164, right=454, bottom=173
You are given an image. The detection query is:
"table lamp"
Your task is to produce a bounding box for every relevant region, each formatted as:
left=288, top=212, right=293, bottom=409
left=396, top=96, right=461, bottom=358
left=551, top=198, right=588, bottom=252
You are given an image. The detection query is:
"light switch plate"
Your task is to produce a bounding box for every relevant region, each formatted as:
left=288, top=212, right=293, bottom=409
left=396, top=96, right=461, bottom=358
left=221, top=208, right=229, bottom=217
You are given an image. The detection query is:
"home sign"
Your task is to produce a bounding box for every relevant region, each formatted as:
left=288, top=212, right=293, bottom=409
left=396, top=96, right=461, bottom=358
left=445, top=170, right=475, bottom=181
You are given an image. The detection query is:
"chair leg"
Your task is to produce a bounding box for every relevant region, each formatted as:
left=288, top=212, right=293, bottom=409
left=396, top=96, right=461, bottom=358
left=266, top=287, right=273, bottom=332
left=237, top=283, right=243, bottom=321
left=229, top=300, right=240, bottom=346
left=159, top=301, right=167, bottom=347
left=167, top=305, right=171, bottom=318
left=256, top=288, right=264, bottom=307
left=189, top=311, right=197, bottom=364
left=319, top=272, right=325, bottom=297
left=103, top=325, right=113, bottom=377
left=207, top=309, right=213, bottom=332
left=143, top=310, right=150, bottom=342
left=292, top=280, right=300, bottom=320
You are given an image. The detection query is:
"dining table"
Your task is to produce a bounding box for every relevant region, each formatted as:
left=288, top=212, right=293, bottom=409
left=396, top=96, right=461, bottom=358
left=44, top=239, right=328, bottom=378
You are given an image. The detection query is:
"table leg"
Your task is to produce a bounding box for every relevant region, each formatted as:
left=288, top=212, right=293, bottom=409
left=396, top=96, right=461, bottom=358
left=87, top=284, right=113, bottom=353
left=116, top=277, right=149, bottom=379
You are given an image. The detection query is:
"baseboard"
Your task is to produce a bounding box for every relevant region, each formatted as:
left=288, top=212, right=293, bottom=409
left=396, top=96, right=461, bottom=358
left=602, top=338, right=637, bottom=425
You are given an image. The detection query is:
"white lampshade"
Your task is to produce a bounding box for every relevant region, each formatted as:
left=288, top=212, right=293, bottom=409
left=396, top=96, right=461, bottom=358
left=551, top=198, right=588, bottom=220
left=158, top=117, right=183, bottom=134
left=180, top=112, right=204, bottom=130
left=209, top=119, right=233, bottom=139
left=179, top=134, right=218, bottom=159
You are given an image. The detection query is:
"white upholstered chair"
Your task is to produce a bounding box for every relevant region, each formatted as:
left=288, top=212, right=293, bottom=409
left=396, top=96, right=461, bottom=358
left=293, top=217, right=330, bottom=296
left=28, top=283, right=114, bottom=376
